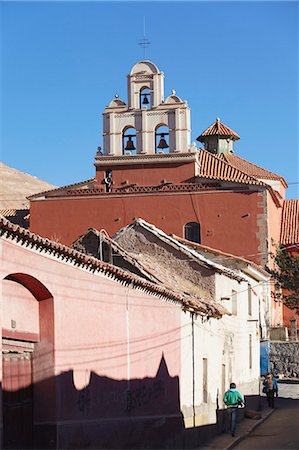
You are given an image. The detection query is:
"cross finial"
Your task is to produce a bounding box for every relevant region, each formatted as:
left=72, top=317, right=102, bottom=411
left=138, top=17, right=150, bottom=59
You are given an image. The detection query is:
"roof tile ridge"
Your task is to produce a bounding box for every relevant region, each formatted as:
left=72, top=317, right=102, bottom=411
left=226, top=154, right=286, bottom=183
left=198, top=149, right=264, bottom=185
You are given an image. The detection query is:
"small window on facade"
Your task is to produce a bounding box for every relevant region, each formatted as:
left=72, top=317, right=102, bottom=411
left=184, top=222, right=201, bottom=244
left=248, top=284, right=252, bottom=316
left=232, top=289, right=237, bottom=315
left=203, top=358, right=208, bottom=403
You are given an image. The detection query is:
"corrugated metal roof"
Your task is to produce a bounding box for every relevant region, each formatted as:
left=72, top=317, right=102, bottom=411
left=280, top=199, right=299, bottom=245
left=197, top=118, right=240, bottom=142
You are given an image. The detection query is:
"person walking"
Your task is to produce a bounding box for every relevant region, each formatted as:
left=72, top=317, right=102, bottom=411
left=263, top=373, right=278, bottom=408
left=223, top=382, right=245, bottom=437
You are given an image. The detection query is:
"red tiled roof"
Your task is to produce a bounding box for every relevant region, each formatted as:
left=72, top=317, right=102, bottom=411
left=220, top=154, right=287, bottom=187
left=0, top=216, right=224, bottom=317
left=29, top=150, right=274, bottom=200
left=196, top=149, right=265, bottom=186
left=280, top=199, right=299, bottom=245
left=197, top=118, right=240, bottom=142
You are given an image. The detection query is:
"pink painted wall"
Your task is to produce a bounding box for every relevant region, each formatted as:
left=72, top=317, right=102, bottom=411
left=2, top=280, right=39, bottom=337
left=1, top=237, right=182, bottom=448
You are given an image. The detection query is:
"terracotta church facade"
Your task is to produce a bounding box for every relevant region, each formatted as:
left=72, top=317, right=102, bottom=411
left=29, top=60, right=292, bottom=327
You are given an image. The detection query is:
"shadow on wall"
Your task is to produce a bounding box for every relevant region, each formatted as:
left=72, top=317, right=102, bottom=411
left=3, top=355, right=184, bottom=450
left=3, top=352, right=262, bottom=450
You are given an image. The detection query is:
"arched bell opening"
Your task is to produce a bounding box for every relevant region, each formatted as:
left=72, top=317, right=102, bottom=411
left=155, top=124, right=170, bottom=154
left=122, top=126, right=137, bottom=156
left=139, top=86, right=151, bottom=110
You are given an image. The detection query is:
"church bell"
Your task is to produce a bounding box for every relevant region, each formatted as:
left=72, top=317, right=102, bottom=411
left=125, top=136, right=136, bottom=151
left=157, top=133, right=169, bottom=149
left=142, top=94, right=149, bottom=105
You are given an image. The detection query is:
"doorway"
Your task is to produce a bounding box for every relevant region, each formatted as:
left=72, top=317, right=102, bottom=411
left=2, top=344, right=34, bottom=449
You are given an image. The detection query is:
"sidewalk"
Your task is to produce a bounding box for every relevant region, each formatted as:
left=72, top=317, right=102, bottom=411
left=198, top=406, right=275, bottom=450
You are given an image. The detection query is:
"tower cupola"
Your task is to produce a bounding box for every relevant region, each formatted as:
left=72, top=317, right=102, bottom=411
left=196, top=118, right=240, bottom=155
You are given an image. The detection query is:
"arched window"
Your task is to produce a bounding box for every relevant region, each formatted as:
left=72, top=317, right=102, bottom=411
left=139, top=87, right=151, bottom=109
left=122, top=127, right=137, bottom=155
left=155, top=125, right=169, bottom=154
left=184, top=222, right=201, bottom=244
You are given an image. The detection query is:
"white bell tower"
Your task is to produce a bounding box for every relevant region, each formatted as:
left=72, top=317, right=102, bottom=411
left=102, top=60, right=191, bottom=156
left=127, top=60, right=164, bottom=109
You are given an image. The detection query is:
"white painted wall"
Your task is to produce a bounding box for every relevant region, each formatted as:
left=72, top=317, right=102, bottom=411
left=180, top=269, right=267, bottom=428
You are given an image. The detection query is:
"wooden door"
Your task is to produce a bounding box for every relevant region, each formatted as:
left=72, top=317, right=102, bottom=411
left=2, top=350, right=33, bottom=449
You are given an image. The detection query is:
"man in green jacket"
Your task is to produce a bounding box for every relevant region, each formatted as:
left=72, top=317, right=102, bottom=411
left=223, top=382, right=245, bottom=437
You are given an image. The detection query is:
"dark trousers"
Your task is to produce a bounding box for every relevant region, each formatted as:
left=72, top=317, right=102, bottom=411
left=228, top=407, right=238, bottom=435
left=267, top=389, right=275, bottom=408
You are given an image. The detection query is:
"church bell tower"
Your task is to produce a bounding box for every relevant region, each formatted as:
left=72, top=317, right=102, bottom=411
left=102, top=60, right=191, bottom=156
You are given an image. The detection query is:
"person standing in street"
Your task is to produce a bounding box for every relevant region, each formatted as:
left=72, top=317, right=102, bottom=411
left=263, top=373, right=278, bottom=408
left=223, top=382, right=245, bottom=437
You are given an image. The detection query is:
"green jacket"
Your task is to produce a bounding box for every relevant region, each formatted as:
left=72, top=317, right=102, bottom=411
left=223, top=388, right=244, bottom=407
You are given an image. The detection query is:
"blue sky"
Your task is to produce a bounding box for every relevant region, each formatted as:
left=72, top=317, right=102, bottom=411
left=1, top=1, right=298, bottom=198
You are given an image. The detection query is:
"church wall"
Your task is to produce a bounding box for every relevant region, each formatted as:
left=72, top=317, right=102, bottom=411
left=266, top=190, right=284, bottom=326
left=30, top=190, right=266, bottom=265
left=95, top=160, right=196, bottom=188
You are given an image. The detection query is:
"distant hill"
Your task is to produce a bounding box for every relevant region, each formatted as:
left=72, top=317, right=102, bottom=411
left=0, top=162, right=56, bottom=209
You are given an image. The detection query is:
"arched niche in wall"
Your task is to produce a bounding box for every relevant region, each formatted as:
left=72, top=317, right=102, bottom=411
left=122, top=126, right=137, bottom=156
left=2, top=273, right=56, bottom=448
left=184, top=222, right=201, bottom=244
left=139, top=86, right=151, bottom=110
left=155, top=124, right=169, bottom=154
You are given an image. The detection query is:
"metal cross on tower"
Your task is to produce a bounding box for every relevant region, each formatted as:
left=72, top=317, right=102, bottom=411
left=138, top=17, right=150, bottom=59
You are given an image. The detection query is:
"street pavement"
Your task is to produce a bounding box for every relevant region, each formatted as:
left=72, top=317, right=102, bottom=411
left=199, top=382, right=299, bottom=450
left=233, top=397, right=298, bottom=449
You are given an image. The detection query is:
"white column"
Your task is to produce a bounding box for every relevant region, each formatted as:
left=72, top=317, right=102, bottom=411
left=141, top=108, right=148, bottom=153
